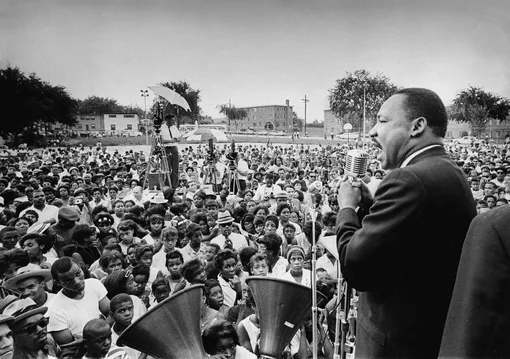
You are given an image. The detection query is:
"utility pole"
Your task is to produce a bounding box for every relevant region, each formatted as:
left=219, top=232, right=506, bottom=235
left=286, top=99, right=290, bottom=135
left=302, top=95, right=309, bottom=136
left=228, top=98, right=231, bottom=132
left=140, top=89, right=149, bottom=146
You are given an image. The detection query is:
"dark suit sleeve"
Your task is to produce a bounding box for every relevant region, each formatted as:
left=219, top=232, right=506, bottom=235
left=439, top=214, right=510, bottom=358
left=336, top=169, right=426, bottom=291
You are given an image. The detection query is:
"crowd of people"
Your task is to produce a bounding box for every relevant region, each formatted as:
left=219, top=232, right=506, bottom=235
left=0, top=89, right=508, bottom=358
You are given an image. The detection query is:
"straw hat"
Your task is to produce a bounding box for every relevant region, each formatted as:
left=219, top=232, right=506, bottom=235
left=150, top=193, right=168, bottom=204
left=3, top=264, right=52, bottom=292
left=216, top=211, right=235, bottom=225
left=3, top=298, right=47, bottom=324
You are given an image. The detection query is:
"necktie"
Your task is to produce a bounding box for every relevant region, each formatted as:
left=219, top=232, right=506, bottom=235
left=225, top=236, right=233, bottom=250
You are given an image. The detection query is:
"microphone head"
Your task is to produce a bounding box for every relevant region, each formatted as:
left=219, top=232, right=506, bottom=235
left=345, top=149, right=370, bottom=178
left=308, top=180, right=323, bottom=195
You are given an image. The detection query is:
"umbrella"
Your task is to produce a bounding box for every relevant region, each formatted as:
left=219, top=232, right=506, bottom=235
left=183, top=128, right=228, bottom=142
left=148, top=86, right=191, bottom=112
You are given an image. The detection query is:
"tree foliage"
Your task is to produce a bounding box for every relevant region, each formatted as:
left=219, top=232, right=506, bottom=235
left=78, top=96, right=144, bottom=118
left=450, top=86, right=510, bottom=136
left=328, top=69, right=400, bottom=132
left=292, top=111, right=303, bottom=130
left=156, top=81, right=201, bottom=126
left=217, top=104, right=247, bottom=130
left=0, top=65, right=78, bottom=140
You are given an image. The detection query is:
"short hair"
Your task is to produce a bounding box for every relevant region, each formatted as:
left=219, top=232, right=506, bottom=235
left=117, top=220, right=137, bottom=232
left=0, top=226, right=17, bottom=240
left=202, top=321, right=240, bottom=355
left=203, top=279, right=221, bottom=304
left=103, top=270, right=130, bottom=299
left=151, top=277, right=169, bottom=293
left=322, top=211, right=337, bottom=228
left=181, top=258, right=205, bottom=283
left=83, top=319, right=111, bottom=342
left=110, top=293, right=133, bottom=313
left=135, top=245, right=153, bottom=261
left=99, top=252, right=124, bottom=271
left=19, top=233, right=52, bottom=254
left=394, top=88, right=448, bottom=138
left=185, top=223, right=202, bottom=239
left=191, top=213, right=208, bottom=225
left=264, top=215, right=279, bottom=227
left=303, top=221, right=323, bottom=245
left=131, top=264, right=150, bottom=281
left=207, top=243, right=221, bottom=254
left=214, top=249, right=238, bottom=270
left=71, top=224, right=96, bottom=245
left=51, top=256, right=76, bottom=281
left=276, top=203, right=291, bottom=216
left=257, top=233, right=282, bottom=256
left=165, top=250, right=184, bottom=265
left=282, top=223, right=296, bottom=233
left=249, top=253, right=269, bottom=269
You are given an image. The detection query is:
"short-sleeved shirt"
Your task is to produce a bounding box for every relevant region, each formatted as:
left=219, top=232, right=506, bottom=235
left=47, top=278, right=108, bottom=340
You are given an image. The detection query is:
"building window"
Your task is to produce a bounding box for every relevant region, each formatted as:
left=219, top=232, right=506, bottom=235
left=91, top=124, right=96, bottom=129
left=78, top=125, right=83, bottom=129
left=446, top=131, right=452, bottom=138
left=109, top=115, right=116, bottom=118
left=111, top=125, right=116, bottom=131
left=127, top=124, right=133, bottom=130
left=124, top=114, right=135, bottom=118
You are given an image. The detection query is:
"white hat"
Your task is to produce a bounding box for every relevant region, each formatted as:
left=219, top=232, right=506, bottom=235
left=216, top=211, right=235, bottom=225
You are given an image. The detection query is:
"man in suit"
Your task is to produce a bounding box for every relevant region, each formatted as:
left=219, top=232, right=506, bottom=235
left=439, top=205, right=510, bottom=358
left=336, top=88, right=476, bottom=358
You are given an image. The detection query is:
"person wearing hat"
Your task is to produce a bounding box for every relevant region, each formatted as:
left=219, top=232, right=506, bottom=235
left=3, top=298, right=55, bottom=359
left=0, top=314, right=14, bottom=359
left=48, top=206, right=80, bottom=249
left=278, top=245, right=312, bottom=287
left=3, top=264, right=54, bottom=308
left=210, top=211, right=250, bottom=251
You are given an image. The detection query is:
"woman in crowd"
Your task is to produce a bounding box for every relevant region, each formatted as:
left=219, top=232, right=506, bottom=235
left=20, top=233, right=55, bottom=269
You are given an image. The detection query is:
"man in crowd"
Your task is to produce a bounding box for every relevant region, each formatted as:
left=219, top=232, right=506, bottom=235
left=337, top=88, right=476, bottom=358
left=19, top=189, right=59, bottom=224
left=3, top=264, right=54, bottom=307
left=3, top=298, right=55, bottom=359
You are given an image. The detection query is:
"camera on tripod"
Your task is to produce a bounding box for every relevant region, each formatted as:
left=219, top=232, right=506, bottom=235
left=226, top=151, right=238, bottom=170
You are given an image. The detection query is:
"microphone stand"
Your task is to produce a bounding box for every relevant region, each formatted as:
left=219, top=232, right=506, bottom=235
left=310, top=200, right=318, bottom=359
left=333, top=262, right=342, bottom=359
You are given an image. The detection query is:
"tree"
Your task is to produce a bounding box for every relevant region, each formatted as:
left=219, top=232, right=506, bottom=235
left=78, top=96, right=123, bottom=114
left=217, top=105, right=247, bottom=131
left=328, top=69, right=400, bottom=133
left=0, top=66, right=78, bottom=143
left=292, top=111, right=303, bottom=130
left=157, top=81, right=201, bottom=127
left=449, top=86, right=510, bottom=136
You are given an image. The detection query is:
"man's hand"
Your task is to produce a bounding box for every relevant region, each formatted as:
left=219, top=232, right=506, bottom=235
left=337, top=176, right=373, bottom=210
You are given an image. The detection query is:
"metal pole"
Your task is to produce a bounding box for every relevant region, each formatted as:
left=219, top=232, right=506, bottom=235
left=286, top=99, right=290, bottom=136
left=302, top=95, right=309, bottom=136
left=140, top=90, right=149, bottom=146
left=363, top=86, right=366, bottom=148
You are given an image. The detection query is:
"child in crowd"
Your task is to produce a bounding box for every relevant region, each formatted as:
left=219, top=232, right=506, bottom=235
left=134, top=245, right=163, bottom=298
left=204, top=243, right=220, bottom=279
left=109, top=294, right=147, bottom=359
left=117, top=220, right=144, bottom=255
left=164, top=250, right=187, bottom=292
left=150, top=277, right=170, bottom=309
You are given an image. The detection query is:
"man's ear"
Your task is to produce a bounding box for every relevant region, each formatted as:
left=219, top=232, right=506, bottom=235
left=411, top=117, right=427, bottom=137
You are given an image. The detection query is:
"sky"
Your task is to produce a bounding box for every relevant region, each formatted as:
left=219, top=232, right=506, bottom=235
left=1, top=0, right=509, bottom=123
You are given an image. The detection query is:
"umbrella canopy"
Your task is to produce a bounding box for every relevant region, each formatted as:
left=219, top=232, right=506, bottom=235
left=148, top=86, right=191, bottom=112
left=183, top=128, right=228, bottom=142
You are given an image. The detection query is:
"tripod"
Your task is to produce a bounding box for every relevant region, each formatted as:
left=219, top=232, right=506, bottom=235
left=143, top=134, right=173, bottom=191
left=203, top=161, right=219, bottom=194
left=227, top=164, right=240, bottom=196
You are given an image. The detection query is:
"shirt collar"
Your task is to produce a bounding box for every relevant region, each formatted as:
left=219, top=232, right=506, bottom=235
left=400, top=145, right=442, bottom=168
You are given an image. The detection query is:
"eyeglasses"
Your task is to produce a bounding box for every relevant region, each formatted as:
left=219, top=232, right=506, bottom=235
left=497, top=172, right=505, bottom=174
left=219, top=223, right=232, bottom=228
left=17, top=317, right=49, bottom=334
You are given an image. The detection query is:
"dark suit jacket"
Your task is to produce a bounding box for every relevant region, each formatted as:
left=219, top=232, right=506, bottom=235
left=439, top=206, right=510, bottom=359
left=337, top=146, right=476, bottom=359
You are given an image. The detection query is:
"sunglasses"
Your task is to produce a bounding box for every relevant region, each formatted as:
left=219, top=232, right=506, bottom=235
left=18, top=316, right=49, bottom=334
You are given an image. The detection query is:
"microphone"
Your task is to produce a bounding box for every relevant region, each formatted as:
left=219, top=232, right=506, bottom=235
left=345, top=149, right=369, bottom=179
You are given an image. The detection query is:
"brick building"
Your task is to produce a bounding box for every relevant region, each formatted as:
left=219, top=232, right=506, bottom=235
left=235, top=104, right=293, bottom=132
